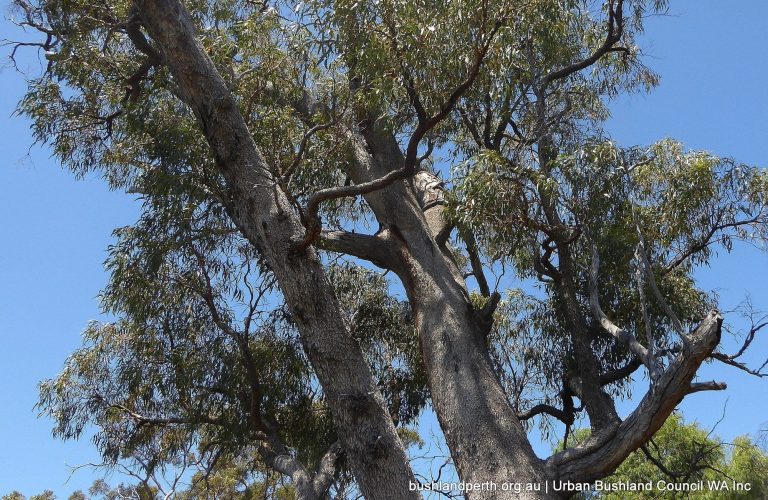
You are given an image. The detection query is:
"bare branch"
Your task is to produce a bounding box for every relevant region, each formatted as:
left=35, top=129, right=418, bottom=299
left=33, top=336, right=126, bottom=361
left=459, top=227, right=491, bottom=297
left=542, top=0, right=626, bottom=87
left=640, top=444, right=684, bottom=479
left=722, top=303, right=768, bottom=360
left=663, top=215, right=764, bottom=274
left=282, top=120, right=337, bottom=180
left=588, top=246, right=661, bottom=380
left=315, top=230, right=396, bottom=269
left=709, top=307, right=768, bottom=377
left=516, top=404, right=574, bottom=425
left=687, top=381, right=728, bottom=394
left=599, top=357, right=643, bottom=386
left=550, top=311, right=723, bottom=483
left=710, top=352, right=768, bottom=378
left=635, top=235, right=689, bottom=341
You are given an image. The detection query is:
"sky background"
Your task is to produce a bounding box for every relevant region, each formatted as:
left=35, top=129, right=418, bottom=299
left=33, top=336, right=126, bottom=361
left=1, top=0, right=767, bottom=496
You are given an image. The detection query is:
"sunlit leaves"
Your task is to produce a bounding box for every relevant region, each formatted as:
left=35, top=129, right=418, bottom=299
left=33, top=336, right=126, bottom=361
left=599, top=414, right=768, bottom=500
left=452, top=137, right=766, bottom=411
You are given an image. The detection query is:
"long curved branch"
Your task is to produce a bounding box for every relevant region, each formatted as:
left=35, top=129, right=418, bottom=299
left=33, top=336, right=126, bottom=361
left=550, top=311, right=724, bottom=483
left=662, top=214, right=764, bottom=274
left=632, top=216, right=688, bottom=341
left=599, top=356, right=643, bottom=386
left=542, top=0, right=626, bottom=88
left=516, top=403, right=574, bottom=425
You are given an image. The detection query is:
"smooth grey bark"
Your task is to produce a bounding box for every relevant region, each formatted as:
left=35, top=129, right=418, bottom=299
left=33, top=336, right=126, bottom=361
left=261, top=442, right=342, bottom=500
left=133, top=1, right=419, bottom=498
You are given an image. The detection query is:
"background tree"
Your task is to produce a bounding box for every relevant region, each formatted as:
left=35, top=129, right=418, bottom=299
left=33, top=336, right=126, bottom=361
left=2, top=493, right=28, bottom=500
left=7, top=0, right=768, bottom=498
left=558, top=414, right=768, bottom=499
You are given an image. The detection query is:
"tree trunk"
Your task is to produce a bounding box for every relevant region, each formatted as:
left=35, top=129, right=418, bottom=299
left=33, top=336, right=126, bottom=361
left=348, top=127, right=557, bottom=498
left=134, top=1, right=419, bottom=498
left=402, top=244, right=556, bottom=498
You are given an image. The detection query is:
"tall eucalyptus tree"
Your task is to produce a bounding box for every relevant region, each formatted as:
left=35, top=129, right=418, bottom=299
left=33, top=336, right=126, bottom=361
left=10, top=0, right=768, bottom=497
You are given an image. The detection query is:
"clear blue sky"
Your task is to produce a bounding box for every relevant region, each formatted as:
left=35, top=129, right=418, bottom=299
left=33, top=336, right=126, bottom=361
left=1, top=1, right=767, bottom=496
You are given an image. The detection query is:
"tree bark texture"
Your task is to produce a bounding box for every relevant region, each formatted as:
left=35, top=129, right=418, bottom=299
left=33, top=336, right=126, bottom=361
left=135, top=1, right=419, bottom=498
left=345, top=126, right=556, bottom=498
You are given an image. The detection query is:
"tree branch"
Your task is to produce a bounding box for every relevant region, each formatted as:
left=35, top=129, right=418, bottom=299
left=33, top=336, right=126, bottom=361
left=708, top=308, right=768, bottom=377
left=459, top=227, right=490, bottom=297
left=710, top=352, right=768, bottom=378
left=599, top=356, right=643, bottom=386
left=687, top=381, right=728, bottom=394
left=282, top=120, right=337, bottom=179
left=315, top=230, right=396, bottom=269
left=550, top=311, right=723, bottom=483
left=588, top=246, right=662, bottom=380
left=108, top=404, right=226, bottom=429
left=516, top=403, right=574, bottom=425
left=640, top=444, right=683, bottom=479
left=313, top=442, right=344, bottom=496
left=291, top=21, right=503, bottom=252
left=634, top=227, right=689, bottom=341
left=542, top=0, right=625, bottom=88
left=662, top=215, right=764, bottom=274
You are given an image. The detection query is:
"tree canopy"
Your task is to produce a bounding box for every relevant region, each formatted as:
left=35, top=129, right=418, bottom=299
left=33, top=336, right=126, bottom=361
left=8, top=0, right=768, bottom=498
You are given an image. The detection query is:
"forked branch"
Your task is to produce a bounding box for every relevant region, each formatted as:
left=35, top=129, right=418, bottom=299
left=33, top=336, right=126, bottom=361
left=710, top=304, right=768, bottom=377
left=290, top=21, right=504, bottom=252
left=633, top=222, right=689, bottom=342
left=551, top=311, right=723, bottom=483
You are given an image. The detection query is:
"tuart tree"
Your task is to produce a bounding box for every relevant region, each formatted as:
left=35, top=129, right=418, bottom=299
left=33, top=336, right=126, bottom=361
left=9, top=0, right=768, bottom=498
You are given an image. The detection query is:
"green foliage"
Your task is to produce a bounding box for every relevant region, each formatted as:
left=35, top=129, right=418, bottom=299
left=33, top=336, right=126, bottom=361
left=331, top=264, right=428, bottom=426
left=455, top=136, right=767, bottom=407
left=86, top=479, right=156, bottom=500
left=176, top=455, right=298, bottom=499
left=489, top=289, right=573, bottom=439
left=2, top=493, right=28, bottom=500
left=28, top=493, right=55, bottom=500
left=557, top=415, right=768, bottom=499
left=5, top=475, right=281, bottom=500
left=606, top=414, right=725, bottom=494
left=604, top=416, right=768, bottom=499
left=36, top=158, right=423, bottom=485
